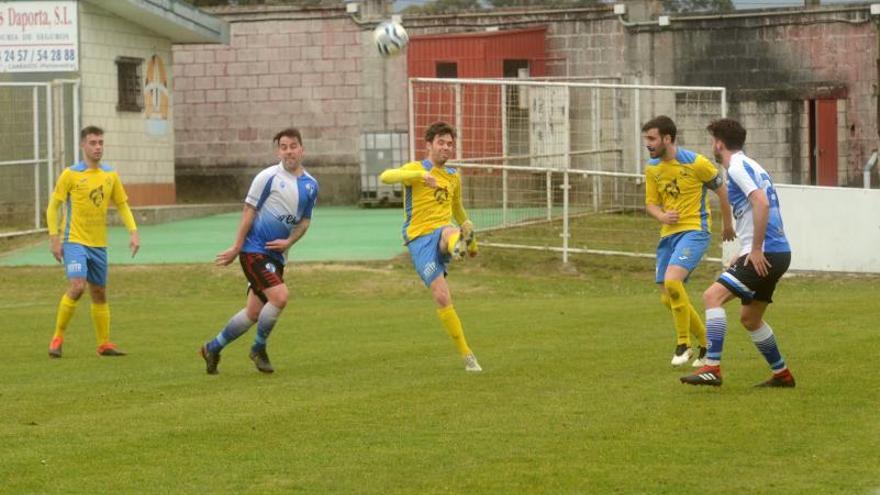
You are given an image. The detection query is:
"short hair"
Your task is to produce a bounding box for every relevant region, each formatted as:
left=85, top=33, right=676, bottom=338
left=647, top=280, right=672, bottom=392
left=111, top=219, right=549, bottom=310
left=706, top=118, right=747, bottom=151
left=273, top=127, right=303, bottom=146
left=641, top=115, right=677, bottom=142
left=80, top=126, right=104, bottom=141
left=425, top=121, right=456, bottom=143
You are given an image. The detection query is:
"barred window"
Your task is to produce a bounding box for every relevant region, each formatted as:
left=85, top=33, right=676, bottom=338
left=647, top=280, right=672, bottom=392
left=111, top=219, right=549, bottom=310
left=116, top=57, right=143, bottom=112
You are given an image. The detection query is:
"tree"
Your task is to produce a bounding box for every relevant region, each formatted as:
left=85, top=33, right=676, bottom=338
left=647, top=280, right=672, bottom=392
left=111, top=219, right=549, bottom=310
left=402, top=0, right=484, bottom=15
left=661, top=0, right=734, bottom=13
left=488, top=0, right=602, bottom=7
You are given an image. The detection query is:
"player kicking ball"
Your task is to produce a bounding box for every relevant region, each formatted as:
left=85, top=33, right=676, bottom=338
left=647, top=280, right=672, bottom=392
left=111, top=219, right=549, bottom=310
left=379, top=121, right=481, bottom=372
left=681, top=118, right=795, bottom=388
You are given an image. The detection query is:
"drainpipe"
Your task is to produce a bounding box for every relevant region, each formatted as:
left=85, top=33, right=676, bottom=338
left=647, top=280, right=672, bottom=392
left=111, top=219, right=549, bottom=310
left=865, top=150, right=878, bottom=188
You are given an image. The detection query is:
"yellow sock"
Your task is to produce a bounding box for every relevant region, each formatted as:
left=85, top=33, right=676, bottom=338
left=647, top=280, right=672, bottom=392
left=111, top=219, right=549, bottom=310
left=446, top=230, right=461, bottom=255
left=436, top=305, right=472, bottom=357
left=663, top=280, right=691, bottom=346
left=53, top=294, right=78, bottom=340
left=688, top=304, right=707, bottom=348
left=91, top=302, right=110, bottom=347
left=660, top=293, right=672, bottom=311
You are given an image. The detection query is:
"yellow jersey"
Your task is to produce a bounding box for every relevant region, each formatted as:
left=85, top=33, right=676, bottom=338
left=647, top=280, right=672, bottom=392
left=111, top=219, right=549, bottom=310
left=50, top=162, right=130, bottom=247
left=645, top=148, right=720, bottom=238
left=387, top=160, right=468, bottom=243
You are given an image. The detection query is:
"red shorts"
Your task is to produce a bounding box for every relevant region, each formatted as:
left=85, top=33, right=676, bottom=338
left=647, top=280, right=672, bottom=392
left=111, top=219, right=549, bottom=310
left=239, top=252, right=284, bottom=303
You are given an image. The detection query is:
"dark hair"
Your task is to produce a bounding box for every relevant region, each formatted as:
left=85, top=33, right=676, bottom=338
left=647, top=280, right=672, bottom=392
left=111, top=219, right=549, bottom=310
left=425, top=121, right=456, bottom=143
left=80, top=125, right=104, bottom=141
left=706, top=118, right=746, bottom=151
left=641, top=115, right=677, bottom=142
left=273, top=128, right=303, bottom=146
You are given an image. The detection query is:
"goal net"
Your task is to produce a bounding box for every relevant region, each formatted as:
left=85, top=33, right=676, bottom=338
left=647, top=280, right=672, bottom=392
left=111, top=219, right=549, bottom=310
left=408, top=77, right=727, bottom=262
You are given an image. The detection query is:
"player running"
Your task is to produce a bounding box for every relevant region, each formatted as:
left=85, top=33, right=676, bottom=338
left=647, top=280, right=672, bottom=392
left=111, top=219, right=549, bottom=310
left=200, top=128, right=318, bottom=375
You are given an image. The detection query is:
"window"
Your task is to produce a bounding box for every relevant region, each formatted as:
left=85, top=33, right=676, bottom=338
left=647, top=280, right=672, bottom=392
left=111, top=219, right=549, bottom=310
left=503, top=59, right=529, bottom=108
left=436, top=62, right=457, bottom=78
left=116, top=56, right=143, bottom=112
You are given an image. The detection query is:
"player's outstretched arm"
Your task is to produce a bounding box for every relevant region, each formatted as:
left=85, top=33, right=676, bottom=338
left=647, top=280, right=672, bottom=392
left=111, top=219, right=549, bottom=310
left=216, top=204, right=257, bottom=266
left=380, top=167, right=433, bottom=187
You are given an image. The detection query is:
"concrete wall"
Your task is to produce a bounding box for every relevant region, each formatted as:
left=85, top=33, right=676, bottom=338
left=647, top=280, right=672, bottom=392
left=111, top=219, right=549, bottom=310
left=633, top=7, right=876, bottom=186
left=79, top=1, right=176, bottom=205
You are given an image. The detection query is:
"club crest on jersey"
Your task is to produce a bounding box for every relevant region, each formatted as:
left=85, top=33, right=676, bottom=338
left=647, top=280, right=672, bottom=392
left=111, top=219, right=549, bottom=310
left=433, top=187, right=449, bottom=204
left=662, top=179, right=680, bottom=199
left=89, top=185, right=104, bottom=206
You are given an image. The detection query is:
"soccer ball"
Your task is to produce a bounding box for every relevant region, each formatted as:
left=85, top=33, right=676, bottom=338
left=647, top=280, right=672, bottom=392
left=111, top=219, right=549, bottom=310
left=373, top=21, right=409, bottom=58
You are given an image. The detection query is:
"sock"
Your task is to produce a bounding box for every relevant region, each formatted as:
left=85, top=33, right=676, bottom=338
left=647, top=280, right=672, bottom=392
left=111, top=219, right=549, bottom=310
left=704, top=307, right=727, bottom=366
left=436, top=305, right=472, bottom=357
left=663, top=280, right=691, bottom=347
left=206, top=309, right=255, bottom=354
left=53, top=294, right=78, bottom=341
left=750, top=321, right=787, bottom=373
left=252, top=303, right=283, bottom=352
left=91, top=302, right=110, bottom=347
left=689, top=305, right=707, bottom=348
left=660, top=293, right=671, bottom=310
left=446, top=230, right=461, bottom=255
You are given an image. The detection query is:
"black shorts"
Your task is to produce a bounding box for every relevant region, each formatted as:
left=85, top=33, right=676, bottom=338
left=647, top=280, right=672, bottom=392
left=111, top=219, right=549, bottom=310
left=717, top=251, right=791, bottom=305
left=239, top=252, right=285, bottom=303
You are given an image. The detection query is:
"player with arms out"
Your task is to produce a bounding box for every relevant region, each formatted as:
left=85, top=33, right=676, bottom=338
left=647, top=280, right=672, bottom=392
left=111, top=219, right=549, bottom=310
left=46, top=126, right=140, bottom=358
left=681, top=118, right=795, bottom=387
left=379, top=121, right=481, bottom=372
left=200, top=128, right=318, bottom=375
left=642, top=116, right=735, bottom=367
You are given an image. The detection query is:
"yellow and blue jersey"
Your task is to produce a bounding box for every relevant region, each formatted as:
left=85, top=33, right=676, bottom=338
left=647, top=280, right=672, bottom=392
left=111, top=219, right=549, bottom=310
left=51, top=162, right=129, bottom=247
left=398, top=160, right=467, bottom=243
left=645, top=148, right=720, bottom=238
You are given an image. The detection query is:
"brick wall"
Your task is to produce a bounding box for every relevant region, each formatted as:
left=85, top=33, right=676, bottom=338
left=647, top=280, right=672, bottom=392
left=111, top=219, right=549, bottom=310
left=79, top=2, right=176, bottom=205
left=173, top=6, right=364, bottom=204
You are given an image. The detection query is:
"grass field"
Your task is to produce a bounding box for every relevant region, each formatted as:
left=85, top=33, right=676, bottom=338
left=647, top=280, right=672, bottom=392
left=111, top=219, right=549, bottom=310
left=1, top=239, right=878, bottom=493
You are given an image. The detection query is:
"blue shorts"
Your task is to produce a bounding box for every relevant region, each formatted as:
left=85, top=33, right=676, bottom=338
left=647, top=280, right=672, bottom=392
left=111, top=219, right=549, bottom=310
left=655, top=230, right=710, bottom=283
left=407, top=226, right=452, bottom=287
left=63, top=242, right=108, bottom=286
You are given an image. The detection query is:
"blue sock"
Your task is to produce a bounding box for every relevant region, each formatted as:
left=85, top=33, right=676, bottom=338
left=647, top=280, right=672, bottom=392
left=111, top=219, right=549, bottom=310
left=252, top=303, right=283, bottom=352
left=206, top=309, right=254, bottom=354
left=750, top=321, right=787, bottom=373
left=704, top=307, right=727, bottom=366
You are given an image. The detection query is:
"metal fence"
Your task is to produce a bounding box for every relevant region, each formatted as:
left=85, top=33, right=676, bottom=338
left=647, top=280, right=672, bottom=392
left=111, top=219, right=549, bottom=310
left=0, top=80, right=79, bottom=234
